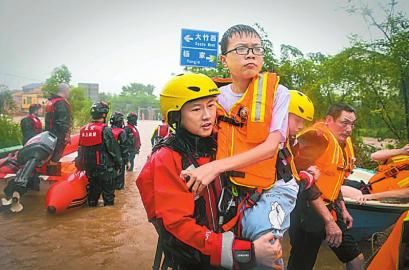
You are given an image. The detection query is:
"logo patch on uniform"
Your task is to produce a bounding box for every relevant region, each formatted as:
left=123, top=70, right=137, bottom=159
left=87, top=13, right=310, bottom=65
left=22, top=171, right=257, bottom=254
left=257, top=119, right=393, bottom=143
left=268, top=201, right=285, bottom=229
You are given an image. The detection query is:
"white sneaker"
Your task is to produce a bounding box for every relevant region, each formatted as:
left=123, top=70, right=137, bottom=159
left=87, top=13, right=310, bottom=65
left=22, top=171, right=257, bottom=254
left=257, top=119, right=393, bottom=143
left=10, top=192, right=23, bottom=213
left=10, top=202, right=23, bottom=213
left=1, top=198, right=12, bottom=206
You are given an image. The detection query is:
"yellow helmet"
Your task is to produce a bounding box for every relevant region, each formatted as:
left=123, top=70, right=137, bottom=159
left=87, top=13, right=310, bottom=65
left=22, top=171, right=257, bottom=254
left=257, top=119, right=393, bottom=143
left=160, top=73, right=220, bottom=124
left=289, top=90, right=314, bottom=121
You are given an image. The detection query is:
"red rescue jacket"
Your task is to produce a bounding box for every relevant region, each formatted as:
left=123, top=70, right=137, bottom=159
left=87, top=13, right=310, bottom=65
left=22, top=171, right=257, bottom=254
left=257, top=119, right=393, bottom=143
left=136, top=146, right=253, bottom=269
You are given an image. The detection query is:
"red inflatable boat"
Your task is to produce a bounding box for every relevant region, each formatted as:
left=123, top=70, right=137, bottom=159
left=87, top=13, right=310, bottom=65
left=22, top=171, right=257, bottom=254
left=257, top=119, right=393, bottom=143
left=1, top=133, right=87, bottom=214
left=45, top=171, right=88, bottom=214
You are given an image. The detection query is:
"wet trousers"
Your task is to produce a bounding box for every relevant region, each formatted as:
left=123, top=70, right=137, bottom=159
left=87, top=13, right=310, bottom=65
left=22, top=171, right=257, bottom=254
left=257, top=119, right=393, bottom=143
left=87, top=169, right=115, bottom=206
left=287, top=198, right=361, bottom=270
left=51, top=135, right=66, bottom=162
left=115, top=163, right=125, bottom=189
left=4, top=171, right=40, bottom=197
left=128, top=153, right=137, bottom=171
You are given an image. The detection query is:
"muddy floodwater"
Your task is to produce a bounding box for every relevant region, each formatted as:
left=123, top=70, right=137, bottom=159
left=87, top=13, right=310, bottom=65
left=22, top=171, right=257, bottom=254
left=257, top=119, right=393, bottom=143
left=1, top=120, right=370, bottom=269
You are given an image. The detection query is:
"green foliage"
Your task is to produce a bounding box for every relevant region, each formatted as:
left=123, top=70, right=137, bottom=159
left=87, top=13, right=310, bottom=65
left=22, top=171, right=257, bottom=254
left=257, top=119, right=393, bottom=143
left=353, top=137, right=379, bottom=170
left=0, top=114, right=21, bottom=147
left=0, top=89, right=16, bottom=113
left=42, top=65, right=72, bottom=97
left=345, top=0, right=409, bottom=141
left=109, top=94, right=159, bottom=114
left=121, top=83, right=155, bottom=96
left=254, top=23, right=278, bottom=72
left=68, top=87, right=92, bottom=127
left=97, top=83, right=160, bottom=115
left=97, top=92, right=113, bottom=102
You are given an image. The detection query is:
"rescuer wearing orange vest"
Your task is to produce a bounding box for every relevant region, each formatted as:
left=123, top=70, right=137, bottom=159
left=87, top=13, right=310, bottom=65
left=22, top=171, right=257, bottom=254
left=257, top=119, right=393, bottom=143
left=288, top=104, right=364, bottom=270
left=287, top=94, right=345, bottom=270
left=356, top=145, right=409, bottom=204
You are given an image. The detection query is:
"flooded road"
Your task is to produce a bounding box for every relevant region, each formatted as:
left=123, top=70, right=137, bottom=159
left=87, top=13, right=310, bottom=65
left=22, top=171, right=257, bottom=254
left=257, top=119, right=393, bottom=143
left=0, top=120, right=359, bottom=269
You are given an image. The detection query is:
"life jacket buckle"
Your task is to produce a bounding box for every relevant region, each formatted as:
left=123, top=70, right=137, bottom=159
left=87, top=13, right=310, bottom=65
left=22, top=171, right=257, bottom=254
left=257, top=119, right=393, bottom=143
left=218, top=115, right=243, bottom=127
left=385, top=166, right=399, bottom=177
left=247, top=190, right=262, bottom=207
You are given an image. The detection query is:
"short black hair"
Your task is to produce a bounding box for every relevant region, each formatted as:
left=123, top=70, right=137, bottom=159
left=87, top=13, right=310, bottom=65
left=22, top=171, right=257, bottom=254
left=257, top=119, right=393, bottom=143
left=326, top=103, right=355, bottom=120
left=220, top=24, right=261, bottom=55
left=29, top=104, right=41, bottom=114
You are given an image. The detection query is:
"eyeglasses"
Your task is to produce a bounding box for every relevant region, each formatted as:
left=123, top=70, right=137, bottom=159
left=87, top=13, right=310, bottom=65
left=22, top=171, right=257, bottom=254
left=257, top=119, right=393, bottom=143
left=224, top=46, right=264, bottom=56
left=338, top=120, right=355, bottom=129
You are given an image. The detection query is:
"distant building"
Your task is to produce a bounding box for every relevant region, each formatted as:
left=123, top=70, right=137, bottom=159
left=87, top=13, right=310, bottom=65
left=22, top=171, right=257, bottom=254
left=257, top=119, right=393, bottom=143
left=12, top=83, right=47, bottom=113
left=78, top=83, right=99, bottom=102
left=21, top=87, right=47, bottom=112
left=22, top=83, right=43, bottom=92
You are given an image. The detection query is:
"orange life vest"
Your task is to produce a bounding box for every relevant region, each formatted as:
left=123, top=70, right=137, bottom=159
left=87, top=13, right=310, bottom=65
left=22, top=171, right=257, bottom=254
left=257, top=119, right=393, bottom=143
left=216, top=72, right=279, bottom=190
left=299, top=122, right=355, bottom=202
left=368, top=155, right=409, bottom=193
left=367, top=210, right=409, bottom=270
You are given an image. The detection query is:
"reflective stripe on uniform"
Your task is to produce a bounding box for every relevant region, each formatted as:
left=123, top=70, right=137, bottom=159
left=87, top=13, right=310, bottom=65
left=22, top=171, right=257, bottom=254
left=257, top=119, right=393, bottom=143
left=251, top=73, right=268, bottom=122
left=221, top=231, right=234, bottom=270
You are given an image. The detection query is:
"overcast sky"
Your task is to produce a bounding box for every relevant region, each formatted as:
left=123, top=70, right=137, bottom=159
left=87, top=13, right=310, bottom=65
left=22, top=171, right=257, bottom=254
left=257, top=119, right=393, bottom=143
left=1, top=0, right=408, bottom=95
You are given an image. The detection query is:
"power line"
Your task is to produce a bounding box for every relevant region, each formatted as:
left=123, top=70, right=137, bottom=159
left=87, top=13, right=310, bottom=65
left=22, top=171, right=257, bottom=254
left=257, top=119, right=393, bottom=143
left=0, top=72, right=43, bottom=82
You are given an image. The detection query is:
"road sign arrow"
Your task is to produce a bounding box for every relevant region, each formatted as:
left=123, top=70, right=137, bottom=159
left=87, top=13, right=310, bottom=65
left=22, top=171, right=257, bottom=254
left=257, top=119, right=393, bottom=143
left=184, top=35, right=193, bottom=42
left=206, top=55, right=215, bottom=62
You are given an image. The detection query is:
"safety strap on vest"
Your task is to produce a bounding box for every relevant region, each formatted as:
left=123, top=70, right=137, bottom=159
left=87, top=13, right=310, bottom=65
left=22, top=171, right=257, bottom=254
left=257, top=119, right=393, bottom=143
left=222, top=171, right=245, bottom=178
left=221, top=186, right=263, bottom=234
left=276, top=148, right=293, bottom=183
left=368, top=163, right=409, bottom=189
left=219, top=147, right=293, bottom=233
left=217, top=115, right=244, bottom=127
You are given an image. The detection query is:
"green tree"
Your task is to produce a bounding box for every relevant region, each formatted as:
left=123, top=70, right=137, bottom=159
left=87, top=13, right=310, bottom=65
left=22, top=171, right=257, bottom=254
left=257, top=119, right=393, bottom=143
left=68, top=87, right=92, bottom=127
left=98, top=92, right=113, bottom=102
left=42, top=65, right=72, bottom=97
left=121, top=83, right=155, bottom=96
left=346, top=0, right=409, bottom=140
left=106, top=82, right=159, bottom=114
left=0, top=114, right=21, bottom=147
left=0, top=88, right=16, bottom=114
